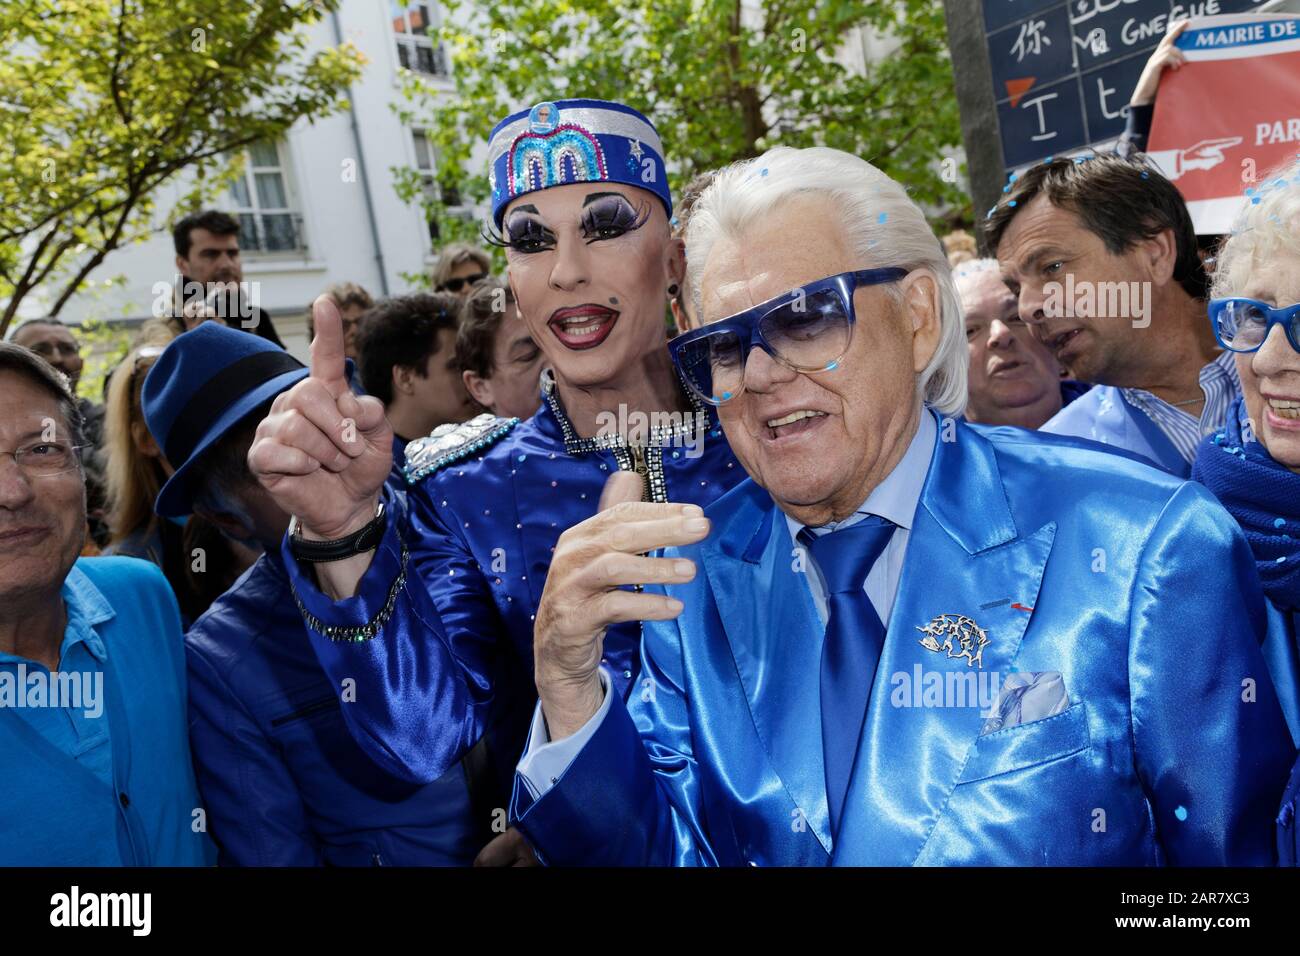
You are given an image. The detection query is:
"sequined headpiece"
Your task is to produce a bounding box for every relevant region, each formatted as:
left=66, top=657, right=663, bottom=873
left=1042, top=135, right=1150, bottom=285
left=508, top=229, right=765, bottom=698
left=487, top=98, right=671, bottom=227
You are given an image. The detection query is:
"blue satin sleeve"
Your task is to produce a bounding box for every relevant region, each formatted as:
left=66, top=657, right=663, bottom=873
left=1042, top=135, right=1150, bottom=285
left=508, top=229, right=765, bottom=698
left=282, top=484, right=496, bottom=784
left=511, top=605, right=716, bottom=866
left=1128, top=481, right=1296, bottom=865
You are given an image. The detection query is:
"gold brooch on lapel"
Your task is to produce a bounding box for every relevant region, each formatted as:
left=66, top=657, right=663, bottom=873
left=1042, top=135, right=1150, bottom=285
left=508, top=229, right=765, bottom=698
left=916, top=613, right=989, bottom=669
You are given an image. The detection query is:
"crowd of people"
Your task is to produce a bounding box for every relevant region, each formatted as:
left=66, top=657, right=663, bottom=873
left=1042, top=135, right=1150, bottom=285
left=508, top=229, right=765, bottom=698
left=3, top=25, right=1300, bottom=867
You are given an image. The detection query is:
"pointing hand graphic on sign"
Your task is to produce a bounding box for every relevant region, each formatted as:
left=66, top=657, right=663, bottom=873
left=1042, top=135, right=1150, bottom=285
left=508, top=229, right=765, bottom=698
left=1149, top=136, right=1243, bottom=180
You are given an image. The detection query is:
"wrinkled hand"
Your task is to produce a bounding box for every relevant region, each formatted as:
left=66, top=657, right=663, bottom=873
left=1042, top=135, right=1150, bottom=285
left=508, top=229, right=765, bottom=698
left=533, top=471, right=711, bottom=739
left=1130, top=19, right=1188, bottom=107
left=474, top=827, right=541, bottom=867
left=247, top=295, right=392, bottom=541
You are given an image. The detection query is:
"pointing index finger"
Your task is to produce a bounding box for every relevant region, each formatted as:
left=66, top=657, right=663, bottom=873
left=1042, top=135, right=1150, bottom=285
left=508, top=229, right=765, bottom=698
left=309, top=295, right=347, bottom=393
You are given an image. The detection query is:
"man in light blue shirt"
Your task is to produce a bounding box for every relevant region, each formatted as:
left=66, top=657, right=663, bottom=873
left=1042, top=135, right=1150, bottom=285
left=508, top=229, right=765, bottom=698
left=0, top=341, right=211, bottom=866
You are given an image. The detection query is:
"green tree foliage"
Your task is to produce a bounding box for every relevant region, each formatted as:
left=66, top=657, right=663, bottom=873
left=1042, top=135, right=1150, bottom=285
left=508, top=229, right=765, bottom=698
left=392, top=0, right=966, bottom=245
left=0, top=0, right=365, bottom=335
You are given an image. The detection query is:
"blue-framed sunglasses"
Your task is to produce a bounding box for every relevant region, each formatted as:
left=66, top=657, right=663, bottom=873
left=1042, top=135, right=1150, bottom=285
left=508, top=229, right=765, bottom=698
left=668, top=268, right=909, bottom=406
left=1209, top=298, right=1300, bottom=354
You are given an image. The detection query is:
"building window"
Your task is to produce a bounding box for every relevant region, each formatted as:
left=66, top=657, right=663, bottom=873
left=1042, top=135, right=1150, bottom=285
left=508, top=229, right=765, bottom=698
left=412, top=130, right=462, bottom=208
left=412, top=129, right=466, bottom=242
left=392, top=1, right=449, bottom=77
left=228, top=141, right=304, bottom=253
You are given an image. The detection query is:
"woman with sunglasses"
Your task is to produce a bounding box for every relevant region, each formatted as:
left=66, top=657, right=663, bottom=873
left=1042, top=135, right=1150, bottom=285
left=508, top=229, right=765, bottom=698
left=248, top=99, right=744, bottom=810
left=1190, top=160, right=1300, bottom=863
left=431, top=242, right=491, bottom=296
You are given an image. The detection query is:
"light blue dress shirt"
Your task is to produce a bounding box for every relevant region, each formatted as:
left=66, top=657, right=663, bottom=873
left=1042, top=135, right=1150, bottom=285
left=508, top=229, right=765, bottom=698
left=1119, top=350, right=1239, bottom=465
left=518, top=408, right=937, bottom=798
left=0, top=557, right=214, bottom=866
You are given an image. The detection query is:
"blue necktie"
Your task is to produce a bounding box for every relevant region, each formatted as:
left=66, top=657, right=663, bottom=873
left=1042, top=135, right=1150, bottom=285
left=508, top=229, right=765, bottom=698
left=799, top=515, right=896, bottom=839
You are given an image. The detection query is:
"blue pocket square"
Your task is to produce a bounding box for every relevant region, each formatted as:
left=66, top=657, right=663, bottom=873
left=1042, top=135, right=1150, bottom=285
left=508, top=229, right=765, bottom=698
left=979, top=671, right=1069, bottom=735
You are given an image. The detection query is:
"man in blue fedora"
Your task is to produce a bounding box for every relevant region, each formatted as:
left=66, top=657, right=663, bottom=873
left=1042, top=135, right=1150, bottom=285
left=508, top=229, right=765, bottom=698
left=142, top=321, right=530, bottom=865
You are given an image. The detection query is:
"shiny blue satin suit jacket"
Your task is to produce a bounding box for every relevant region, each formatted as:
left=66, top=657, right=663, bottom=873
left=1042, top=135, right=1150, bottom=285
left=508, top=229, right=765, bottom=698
left=511, top=412, right=1297, bottom=865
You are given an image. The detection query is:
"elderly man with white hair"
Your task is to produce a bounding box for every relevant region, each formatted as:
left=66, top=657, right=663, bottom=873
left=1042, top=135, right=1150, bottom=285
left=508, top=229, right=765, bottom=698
left=955, top=259, right=1088, bottom=430
left=510, top=146, right=1294, bottom=866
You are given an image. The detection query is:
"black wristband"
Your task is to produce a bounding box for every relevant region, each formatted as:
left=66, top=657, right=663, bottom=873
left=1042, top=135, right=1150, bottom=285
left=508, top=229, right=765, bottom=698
left=289, top=501, right=386, bottom=563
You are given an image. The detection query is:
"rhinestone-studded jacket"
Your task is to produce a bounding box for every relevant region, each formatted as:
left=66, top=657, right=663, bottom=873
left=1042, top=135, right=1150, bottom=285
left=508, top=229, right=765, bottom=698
left=282, top=374, right=746, bottom=785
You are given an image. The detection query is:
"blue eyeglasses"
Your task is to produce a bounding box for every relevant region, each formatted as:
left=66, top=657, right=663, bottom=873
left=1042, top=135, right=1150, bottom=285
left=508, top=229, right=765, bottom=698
left=668, top=268, right=909, bottom=406
left=1209, top=298, right=1300, bottom=354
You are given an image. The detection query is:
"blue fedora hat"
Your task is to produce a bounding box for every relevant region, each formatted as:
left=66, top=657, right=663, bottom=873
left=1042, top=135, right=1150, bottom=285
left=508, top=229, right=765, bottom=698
left=142, top=323, right=308, bottom=517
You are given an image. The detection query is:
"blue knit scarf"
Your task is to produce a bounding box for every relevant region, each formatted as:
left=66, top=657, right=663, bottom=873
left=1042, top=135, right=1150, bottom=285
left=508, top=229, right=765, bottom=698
left=1192, top=398, right=1300, bottom=612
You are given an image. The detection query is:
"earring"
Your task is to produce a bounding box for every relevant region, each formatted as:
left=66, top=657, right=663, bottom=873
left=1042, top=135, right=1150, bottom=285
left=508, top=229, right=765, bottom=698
left=668, top=283, right=680, bottom=297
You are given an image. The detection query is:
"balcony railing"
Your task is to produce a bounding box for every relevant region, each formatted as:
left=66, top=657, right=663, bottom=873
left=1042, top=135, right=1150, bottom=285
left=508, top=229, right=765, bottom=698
left=396, top=39, right=450, bottom=78
left=237, top=211, right=306, bottom=255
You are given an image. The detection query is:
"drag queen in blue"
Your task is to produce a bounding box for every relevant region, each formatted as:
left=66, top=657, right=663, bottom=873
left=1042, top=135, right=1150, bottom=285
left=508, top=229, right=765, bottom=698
left=252, top=100, right=744, bottom=797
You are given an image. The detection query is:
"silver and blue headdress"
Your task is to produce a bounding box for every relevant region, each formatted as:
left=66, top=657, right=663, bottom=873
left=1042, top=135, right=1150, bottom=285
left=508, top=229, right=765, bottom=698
left=487, top=98, right=671, bottom=227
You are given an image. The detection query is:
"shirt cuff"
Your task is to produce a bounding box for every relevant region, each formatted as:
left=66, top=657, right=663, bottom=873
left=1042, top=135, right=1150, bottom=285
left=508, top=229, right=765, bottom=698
left=516, top=669, right=613, bottom=800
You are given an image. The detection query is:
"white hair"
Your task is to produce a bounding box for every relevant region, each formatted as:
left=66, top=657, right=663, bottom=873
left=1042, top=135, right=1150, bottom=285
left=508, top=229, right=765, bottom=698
left=1212, top=158, right=1300, bottom=299
left=952, top=257, right=1001, bottom=284
left=684, top=146, right=967, bottom=417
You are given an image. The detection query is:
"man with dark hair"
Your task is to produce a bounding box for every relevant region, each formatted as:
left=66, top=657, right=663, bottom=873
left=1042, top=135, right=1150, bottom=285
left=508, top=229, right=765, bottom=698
left=170, top=209, right=285, bottom=348
left=0, top=342, right=212, bottom=865
left=456, top=278, right=545, bottom=421
left=140, top=321, right=524, bottom=865
left=7, top=318, right=109, bottom=546
left=984, top=154, right=1231, bottom=476
left=355, top=292, right=477, bottom=476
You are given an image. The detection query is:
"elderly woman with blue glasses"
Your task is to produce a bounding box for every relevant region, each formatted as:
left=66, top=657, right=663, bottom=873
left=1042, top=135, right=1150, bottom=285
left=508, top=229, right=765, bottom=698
left=1191, top=159, right=1300, bottom=864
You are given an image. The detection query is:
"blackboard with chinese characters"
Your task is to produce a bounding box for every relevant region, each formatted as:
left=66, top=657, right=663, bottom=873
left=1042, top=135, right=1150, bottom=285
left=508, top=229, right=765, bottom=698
left=984, top=0, right=1274, bottom=170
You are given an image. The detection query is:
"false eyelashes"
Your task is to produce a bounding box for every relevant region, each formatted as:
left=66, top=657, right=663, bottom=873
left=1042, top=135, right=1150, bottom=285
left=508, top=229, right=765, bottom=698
left=482, top=195, right=653, bottom=253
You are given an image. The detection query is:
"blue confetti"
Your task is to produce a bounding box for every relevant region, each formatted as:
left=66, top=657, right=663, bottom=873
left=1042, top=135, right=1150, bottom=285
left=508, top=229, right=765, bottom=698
left=1275, top=518, right=1286, bottom=528
left=1141, top=171, right=1149, bottom=179
left=877, top=212, right=887, bottom=223
left=1174, top=806, right=1188, bottom=821
left=1278, top=556, right=1288, bottom=564
left=760, top=168, right=768, bottom=177
left=517, top=454, right=527, bottom=462
left=1009, top=199, right=1017, bottom=207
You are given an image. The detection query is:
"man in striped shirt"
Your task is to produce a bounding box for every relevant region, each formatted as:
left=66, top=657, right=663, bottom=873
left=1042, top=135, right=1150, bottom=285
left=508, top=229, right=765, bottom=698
left=983, top=154, right=1233, bottom=477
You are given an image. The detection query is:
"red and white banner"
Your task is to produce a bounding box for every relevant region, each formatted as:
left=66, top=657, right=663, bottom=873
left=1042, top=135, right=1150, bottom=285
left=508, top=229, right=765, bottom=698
left=1147, top=12, right=1300, bottom=234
